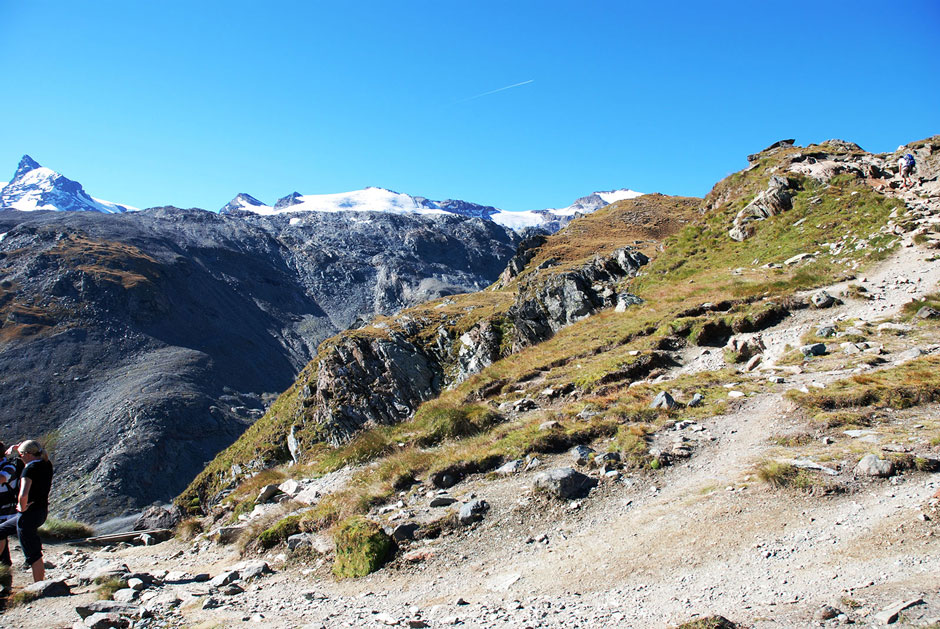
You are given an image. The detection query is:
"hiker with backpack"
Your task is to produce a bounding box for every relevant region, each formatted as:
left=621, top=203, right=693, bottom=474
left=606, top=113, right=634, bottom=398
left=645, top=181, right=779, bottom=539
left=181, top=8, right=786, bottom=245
left=0, top=440, right=53, bottom=583
left=899, top=153, right=916, bottom=188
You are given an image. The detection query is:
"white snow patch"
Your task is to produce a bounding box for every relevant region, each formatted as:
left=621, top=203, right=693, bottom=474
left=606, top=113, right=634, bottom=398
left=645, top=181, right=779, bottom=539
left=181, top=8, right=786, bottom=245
left=243, top=187, right=447, bottom=217
left=288, top=217, right=302, bottom=226
left=597, top=189, right=644, bottom=204
left=0, top=233, right=7, bottom=242
left=489, top=210, right=549, bottom=229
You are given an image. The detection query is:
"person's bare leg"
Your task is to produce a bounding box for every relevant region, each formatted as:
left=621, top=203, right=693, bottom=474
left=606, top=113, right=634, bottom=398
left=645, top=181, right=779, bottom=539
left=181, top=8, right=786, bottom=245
left=30, top=556, right=43, bottom=582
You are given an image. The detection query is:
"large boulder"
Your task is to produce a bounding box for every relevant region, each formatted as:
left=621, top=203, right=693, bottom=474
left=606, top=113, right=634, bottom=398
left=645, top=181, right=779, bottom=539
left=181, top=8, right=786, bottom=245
left=855, top=454, right=894, bottom=478
left=133, top=505, right=183, bottom=531
left=332, top=517, right=393, bottom=578
left=533, top=467, right=596, bottom=500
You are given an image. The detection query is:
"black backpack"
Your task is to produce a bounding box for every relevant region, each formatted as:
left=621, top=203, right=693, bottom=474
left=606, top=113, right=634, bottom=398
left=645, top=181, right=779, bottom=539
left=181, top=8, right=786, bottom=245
left=0, top=457, right=24, bottom=515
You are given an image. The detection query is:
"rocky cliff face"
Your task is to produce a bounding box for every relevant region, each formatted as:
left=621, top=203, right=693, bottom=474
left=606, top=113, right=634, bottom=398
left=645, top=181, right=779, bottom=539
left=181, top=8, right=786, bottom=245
left=296, top=245, right=648, bottom=446
left=0, top=207, right=517, bottom=520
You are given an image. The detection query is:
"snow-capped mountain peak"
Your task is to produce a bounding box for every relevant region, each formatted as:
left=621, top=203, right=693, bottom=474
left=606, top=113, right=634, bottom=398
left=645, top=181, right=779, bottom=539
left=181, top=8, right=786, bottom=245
left=219, top=185, right=643, bottom=232
left=0, top=155, right=137, bottom=213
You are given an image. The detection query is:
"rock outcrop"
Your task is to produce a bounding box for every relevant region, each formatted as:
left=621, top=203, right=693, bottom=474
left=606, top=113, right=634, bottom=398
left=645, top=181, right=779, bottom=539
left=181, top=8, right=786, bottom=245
left=306, top=246, right=648, bottom=445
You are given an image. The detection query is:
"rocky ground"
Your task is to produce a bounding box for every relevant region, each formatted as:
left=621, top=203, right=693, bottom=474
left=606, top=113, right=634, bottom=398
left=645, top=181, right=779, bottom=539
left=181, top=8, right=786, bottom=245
left=3, top=176, right=940, bottom=628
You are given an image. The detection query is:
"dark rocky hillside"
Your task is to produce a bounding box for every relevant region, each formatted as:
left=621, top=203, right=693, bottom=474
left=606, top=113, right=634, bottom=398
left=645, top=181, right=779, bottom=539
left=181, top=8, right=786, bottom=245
left=0, top=207, right=517, bottom=520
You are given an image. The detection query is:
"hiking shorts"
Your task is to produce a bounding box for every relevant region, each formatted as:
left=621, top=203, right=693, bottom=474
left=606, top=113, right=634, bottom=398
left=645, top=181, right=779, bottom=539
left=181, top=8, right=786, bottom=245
left=900, top=162, right=914, bottom=177
left=0, top=508, right=47, bottom=565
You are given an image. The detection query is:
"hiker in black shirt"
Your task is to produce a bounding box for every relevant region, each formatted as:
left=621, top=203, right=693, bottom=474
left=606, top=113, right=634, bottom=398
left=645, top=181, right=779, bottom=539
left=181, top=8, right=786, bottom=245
left=0, top=440, right=53, bottom=582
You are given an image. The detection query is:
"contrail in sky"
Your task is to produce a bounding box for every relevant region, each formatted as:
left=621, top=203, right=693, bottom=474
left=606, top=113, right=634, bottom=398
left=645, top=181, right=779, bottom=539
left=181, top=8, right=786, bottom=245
left=456, top=79, right=534, bottom=103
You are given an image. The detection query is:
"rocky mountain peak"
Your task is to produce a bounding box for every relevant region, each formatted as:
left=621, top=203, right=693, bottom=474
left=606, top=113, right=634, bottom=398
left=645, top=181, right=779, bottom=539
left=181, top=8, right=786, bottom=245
left=220, top=193, right=267, bottom=214
left=13, top=154, right=42, bottom=179
left=274, top=191, right=303, bottom=209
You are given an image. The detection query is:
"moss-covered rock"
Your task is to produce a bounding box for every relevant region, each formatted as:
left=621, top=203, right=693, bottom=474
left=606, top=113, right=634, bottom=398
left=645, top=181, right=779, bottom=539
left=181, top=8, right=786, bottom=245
left=258, top=515, right=302, bottom=549
left=332, top=516, right=393, bottom=578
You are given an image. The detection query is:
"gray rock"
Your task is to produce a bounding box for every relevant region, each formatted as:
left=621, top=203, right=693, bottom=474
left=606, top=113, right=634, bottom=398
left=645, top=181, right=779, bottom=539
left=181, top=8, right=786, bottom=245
left=202, top=596, right=222, bottom=609
left=592, top=452, right=621, bottom=469
left=896, top=347, right=924, bottom=362
left=430, top=496, right=457, bottom=508
left=222, top=584, right=245, bottom=595
left=235, top=560, right=271, bottom=580
left=22, top=578, right=70, bottom=598
left=215, top=525, right=246, bottom=544
left=816, top=325, right=836, bottom=338
left=111, top=588, right=137, bottom=603
left=256, top=484, right=281, bottom=504
left=744, top=354, right=762, bottom=371
left=571, top=444, right=595, bottom=465
left=614, top=293, right=644, bottom=312
left=126, top=578, right=145, bottom=591
left=459, top=500, right=490, bottom=525
left=811, top=290, right=836, bottom=308
left=79, top=563, right=130, bottom=586
left=814, top=605, right=841, bottom=621
left=390, top=523, right=420, bottom=541
left=279, top=479, right=301, bottom=496
left=650, top=390, right=677, bottom=410
left=873, top=598, right=924, bottom=625
left=800, top=343, right=827, bottom=357
left=687, top=393, right=704, bottom=408
left=75, top=601, right=141, bottom=620
left=132, top=505, right=182, bottom=531
left=495, top=459, right=523, bottom=475
left=533, top=467, right=596, bottom=500
left=855, top=454, right=894, bottom=477
left=916, top=306, right=940, bottom=319
left=538, top=420, right=561, bottom=431
left=84, top=613, right=129, bottom=629
left=287, top=533, right=314, bottom=551
left=209, top=570, right=239, bottom=588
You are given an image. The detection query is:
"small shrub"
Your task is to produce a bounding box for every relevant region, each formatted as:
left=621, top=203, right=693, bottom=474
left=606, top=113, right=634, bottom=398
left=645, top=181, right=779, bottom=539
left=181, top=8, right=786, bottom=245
left=175, top=517, right=204, bottom=541
left=755, top=460, right=816, bottom=490
left=258, top=515, right=302, bottom=549
left=0, top=564, right=11, bottom=590
left=39, top=518, right=95, bottom=540
left=332, top=516, right=393, bottom=578
left=96, top=577, right=128, bottom=600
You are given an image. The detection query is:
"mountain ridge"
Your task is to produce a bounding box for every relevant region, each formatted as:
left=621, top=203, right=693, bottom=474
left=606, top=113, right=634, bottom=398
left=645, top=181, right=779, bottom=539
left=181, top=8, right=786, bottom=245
left=0, top=155, right=641, bottom=233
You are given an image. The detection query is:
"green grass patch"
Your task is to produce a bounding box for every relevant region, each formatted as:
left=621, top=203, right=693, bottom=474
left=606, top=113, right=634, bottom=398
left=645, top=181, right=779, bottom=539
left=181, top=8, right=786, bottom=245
left=755, top=460, right=819, bottom=490
left=793, top=356, right=940, bottom=410
left=95, top=577, right=128, bottom=600
left=38, top=517, right=95, bottom=540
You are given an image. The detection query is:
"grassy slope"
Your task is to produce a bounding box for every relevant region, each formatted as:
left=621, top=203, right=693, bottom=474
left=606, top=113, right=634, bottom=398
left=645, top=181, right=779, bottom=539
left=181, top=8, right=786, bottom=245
left=178, top=140, right=907, bottom=521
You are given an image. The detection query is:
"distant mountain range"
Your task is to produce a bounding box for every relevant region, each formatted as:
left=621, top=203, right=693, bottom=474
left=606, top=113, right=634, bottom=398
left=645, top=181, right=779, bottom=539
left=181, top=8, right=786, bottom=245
left=1, top=155, right=642, bottom=233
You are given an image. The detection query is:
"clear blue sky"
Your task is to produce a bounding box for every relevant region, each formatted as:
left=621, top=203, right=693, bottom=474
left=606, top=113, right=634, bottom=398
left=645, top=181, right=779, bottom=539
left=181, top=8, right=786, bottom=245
left=1, top=1, right=937, bottom=212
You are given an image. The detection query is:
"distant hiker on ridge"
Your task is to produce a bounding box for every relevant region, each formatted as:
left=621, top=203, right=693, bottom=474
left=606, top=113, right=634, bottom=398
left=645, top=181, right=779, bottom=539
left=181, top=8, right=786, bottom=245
left=0, top=440, right=53, bottom=583
left=899, top=152, right=916, bottom=188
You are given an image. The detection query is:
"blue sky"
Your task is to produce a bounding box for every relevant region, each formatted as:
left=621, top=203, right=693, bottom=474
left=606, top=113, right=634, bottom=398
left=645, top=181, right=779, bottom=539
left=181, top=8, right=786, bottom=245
left=1, top=1, right=937, bottom=212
